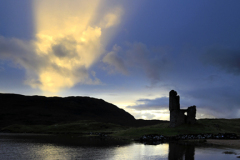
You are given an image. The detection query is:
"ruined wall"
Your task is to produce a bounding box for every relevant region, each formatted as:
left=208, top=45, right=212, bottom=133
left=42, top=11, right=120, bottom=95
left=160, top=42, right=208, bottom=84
left=169, top=90, right=196, bottom=127
left=177, top=110, right=187, bottom=126
left=186, top=106, right=196, bottom=124
left=170, top=110, right=179, bottom=127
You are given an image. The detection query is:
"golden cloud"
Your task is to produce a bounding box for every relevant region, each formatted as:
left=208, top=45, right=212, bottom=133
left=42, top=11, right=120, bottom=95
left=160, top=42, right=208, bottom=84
left=20, top=0, right=124, bottom=93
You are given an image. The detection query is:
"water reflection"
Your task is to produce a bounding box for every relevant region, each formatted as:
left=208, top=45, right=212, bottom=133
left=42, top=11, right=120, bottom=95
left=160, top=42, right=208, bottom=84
left=0, top=133, right=240, bottom=160
left=113, top=143, right=168, bottom=159
left=168, top=143, right=195, bottom=160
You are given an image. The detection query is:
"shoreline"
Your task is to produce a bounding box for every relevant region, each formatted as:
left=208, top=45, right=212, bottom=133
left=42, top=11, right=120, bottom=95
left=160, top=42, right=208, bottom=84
left=177, top=139, right=240, bottom=149
left=206, top=139, right=240, bottom=149
left=1, top=132, right=240, bottom=149
left=2, top=132, right=240, bottom=149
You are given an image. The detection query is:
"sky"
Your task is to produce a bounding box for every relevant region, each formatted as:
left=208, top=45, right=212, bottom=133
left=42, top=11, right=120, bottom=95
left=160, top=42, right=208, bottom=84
left=1, top=0, right=240, bottom=120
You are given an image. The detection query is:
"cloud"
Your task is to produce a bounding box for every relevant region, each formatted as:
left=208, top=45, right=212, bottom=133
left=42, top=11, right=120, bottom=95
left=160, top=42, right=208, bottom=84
left=33, top=25, right=103, bottom=92
left=138, top=112, right=156, bottom=119
left=0, top=0, right=123, bottom=93
left=0, top=36, right=99, bottom=93
left=127, top=95, right=193, bottom=111
left=0, top=36, right=43, bottom=72
left=101, top=7, right=123, bottom=28
left=102, top=45, right=128, bottom=74
left=127, top=97, right=169, bottom=110
left=181, top=87, right=240, bottom=118
left=202, top=48, right=240, bottom=75
left=132, top=110, right=169, bottom=120
left=127, top=86, right=240, bottom=119
left=127, top=42, right=170, bottom=84
left=102, top=42, right=171, bottom=84
left=101, top=43, right=240, bottom=119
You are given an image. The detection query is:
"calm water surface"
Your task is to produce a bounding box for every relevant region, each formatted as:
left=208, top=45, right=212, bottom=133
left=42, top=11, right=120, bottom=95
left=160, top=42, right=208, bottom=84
left=0, top=133, right=240, bottom=160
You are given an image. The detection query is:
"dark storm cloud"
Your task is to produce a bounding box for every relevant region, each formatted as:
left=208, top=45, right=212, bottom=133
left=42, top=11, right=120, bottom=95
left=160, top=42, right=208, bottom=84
left=102, top=45, right=128, bottom=74
left=126, top=43, right=170, bottom=84
left=0, top=36, right=46, bottom=71
left=51, top=36, right=78, bottom=58
left=182, top=87, right=240, bottom=118
left=182, top=87, right=240, bottom=110
left=103, top=42, right=171, bottom=84
left=202, top=49, right=240, bottom=75
left=0, top=36, right=49, bottom=88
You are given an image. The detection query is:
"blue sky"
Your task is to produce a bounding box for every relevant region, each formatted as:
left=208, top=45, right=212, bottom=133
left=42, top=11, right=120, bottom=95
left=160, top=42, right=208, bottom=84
left=1, top=0, right=240, bottom=120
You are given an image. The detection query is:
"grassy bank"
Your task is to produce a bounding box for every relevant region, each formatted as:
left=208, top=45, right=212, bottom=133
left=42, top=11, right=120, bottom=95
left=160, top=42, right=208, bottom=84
left=1, top=119, right=240, bottom=139
left=112, top=118, right=240, bottom=139
left=1, top=120, right=129, bottom=134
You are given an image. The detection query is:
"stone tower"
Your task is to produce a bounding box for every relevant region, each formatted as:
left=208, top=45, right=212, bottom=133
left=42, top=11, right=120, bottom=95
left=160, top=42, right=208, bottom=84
left=169, top=90, right=196, bottom=127
left=169, top=90, right=180, bottom=111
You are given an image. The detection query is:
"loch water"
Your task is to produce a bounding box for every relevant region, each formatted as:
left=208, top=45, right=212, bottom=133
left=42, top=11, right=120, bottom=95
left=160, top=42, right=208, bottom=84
left=0, top=133, right=240, bottom=160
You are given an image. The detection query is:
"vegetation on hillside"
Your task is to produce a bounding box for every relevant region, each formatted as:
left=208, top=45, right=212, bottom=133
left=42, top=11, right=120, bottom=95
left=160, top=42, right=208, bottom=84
left=0, top=93, right=137, bottom=128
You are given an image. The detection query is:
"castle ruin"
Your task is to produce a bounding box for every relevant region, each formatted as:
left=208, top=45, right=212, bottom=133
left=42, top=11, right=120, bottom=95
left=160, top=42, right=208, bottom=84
left=169, top=90, right=196, bottom=127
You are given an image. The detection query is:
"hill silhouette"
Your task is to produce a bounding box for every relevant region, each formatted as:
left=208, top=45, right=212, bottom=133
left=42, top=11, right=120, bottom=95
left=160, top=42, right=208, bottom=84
left=0, top=93, right=163, bottom=129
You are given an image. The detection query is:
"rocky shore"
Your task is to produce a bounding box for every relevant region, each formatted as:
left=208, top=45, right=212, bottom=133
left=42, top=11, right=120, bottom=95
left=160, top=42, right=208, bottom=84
left=135, top=133, right=239, bottom=145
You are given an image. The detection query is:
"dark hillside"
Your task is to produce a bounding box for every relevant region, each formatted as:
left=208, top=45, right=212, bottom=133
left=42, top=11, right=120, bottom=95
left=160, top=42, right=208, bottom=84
left=0, top=93, right=137, bottom=128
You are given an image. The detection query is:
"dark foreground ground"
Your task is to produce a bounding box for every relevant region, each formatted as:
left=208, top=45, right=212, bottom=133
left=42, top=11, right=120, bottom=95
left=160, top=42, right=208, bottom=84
left=2, top=119, right=240, bottom=149
left=1, top=119, right=240, bottom=138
